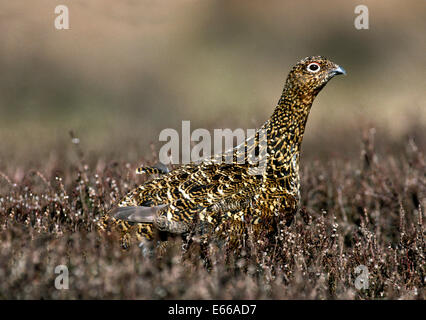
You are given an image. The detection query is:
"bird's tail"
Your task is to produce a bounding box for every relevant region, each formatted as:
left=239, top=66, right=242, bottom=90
left=108, top=205, right=167, bottom=223
left=96, top=204, right=168, bottom=247
left=136, top=163, right=170, bottom=175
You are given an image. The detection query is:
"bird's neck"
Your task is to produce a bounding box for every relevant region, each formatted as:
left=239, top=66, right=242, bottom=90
left=264, top=86, right=317, bottom=171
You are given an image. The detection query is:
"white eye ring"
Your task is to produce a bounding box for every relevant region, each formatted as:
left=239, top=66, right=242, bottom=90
left=307, top=62, right=321, bottom=73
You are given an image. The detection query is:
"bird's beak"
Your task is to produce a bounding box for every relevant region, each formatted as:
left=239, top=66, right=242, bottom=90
left=330, top=65, right=346, bottom=76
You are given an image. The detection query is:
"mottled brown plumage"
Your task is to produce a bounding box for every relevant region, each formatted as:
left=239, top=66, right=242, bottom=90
left=98, top=56, right=346, bottom=248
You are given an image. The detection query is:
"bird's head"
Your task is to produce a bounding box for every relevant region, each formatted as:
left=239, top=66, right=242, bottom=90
left=285, top=56, right=346, bottom=97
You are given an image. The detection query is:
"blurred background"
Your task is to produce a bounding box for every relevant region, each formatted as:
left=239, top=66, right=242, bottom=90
left=0, top=0, right=425, bottom=168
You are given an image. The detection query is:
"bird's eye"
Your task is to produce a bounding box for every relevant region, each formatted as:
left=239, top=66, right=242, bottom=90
left=307, top=62, right=320, bottom=73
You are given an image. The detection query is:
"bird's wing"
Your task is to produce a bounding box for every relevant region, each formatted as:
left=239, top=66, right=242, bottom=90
left=115, top=160, right=261, bottom=214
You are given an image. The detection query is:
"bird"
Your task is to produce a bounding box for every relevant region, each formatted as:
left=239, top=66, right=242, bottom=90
left=98, top=56, right=346, bottom=249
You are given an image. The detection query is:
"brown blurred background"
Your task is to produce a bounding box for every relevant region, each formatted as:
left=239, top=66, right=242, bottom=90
left=0, top=0, right=425, bottom=168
